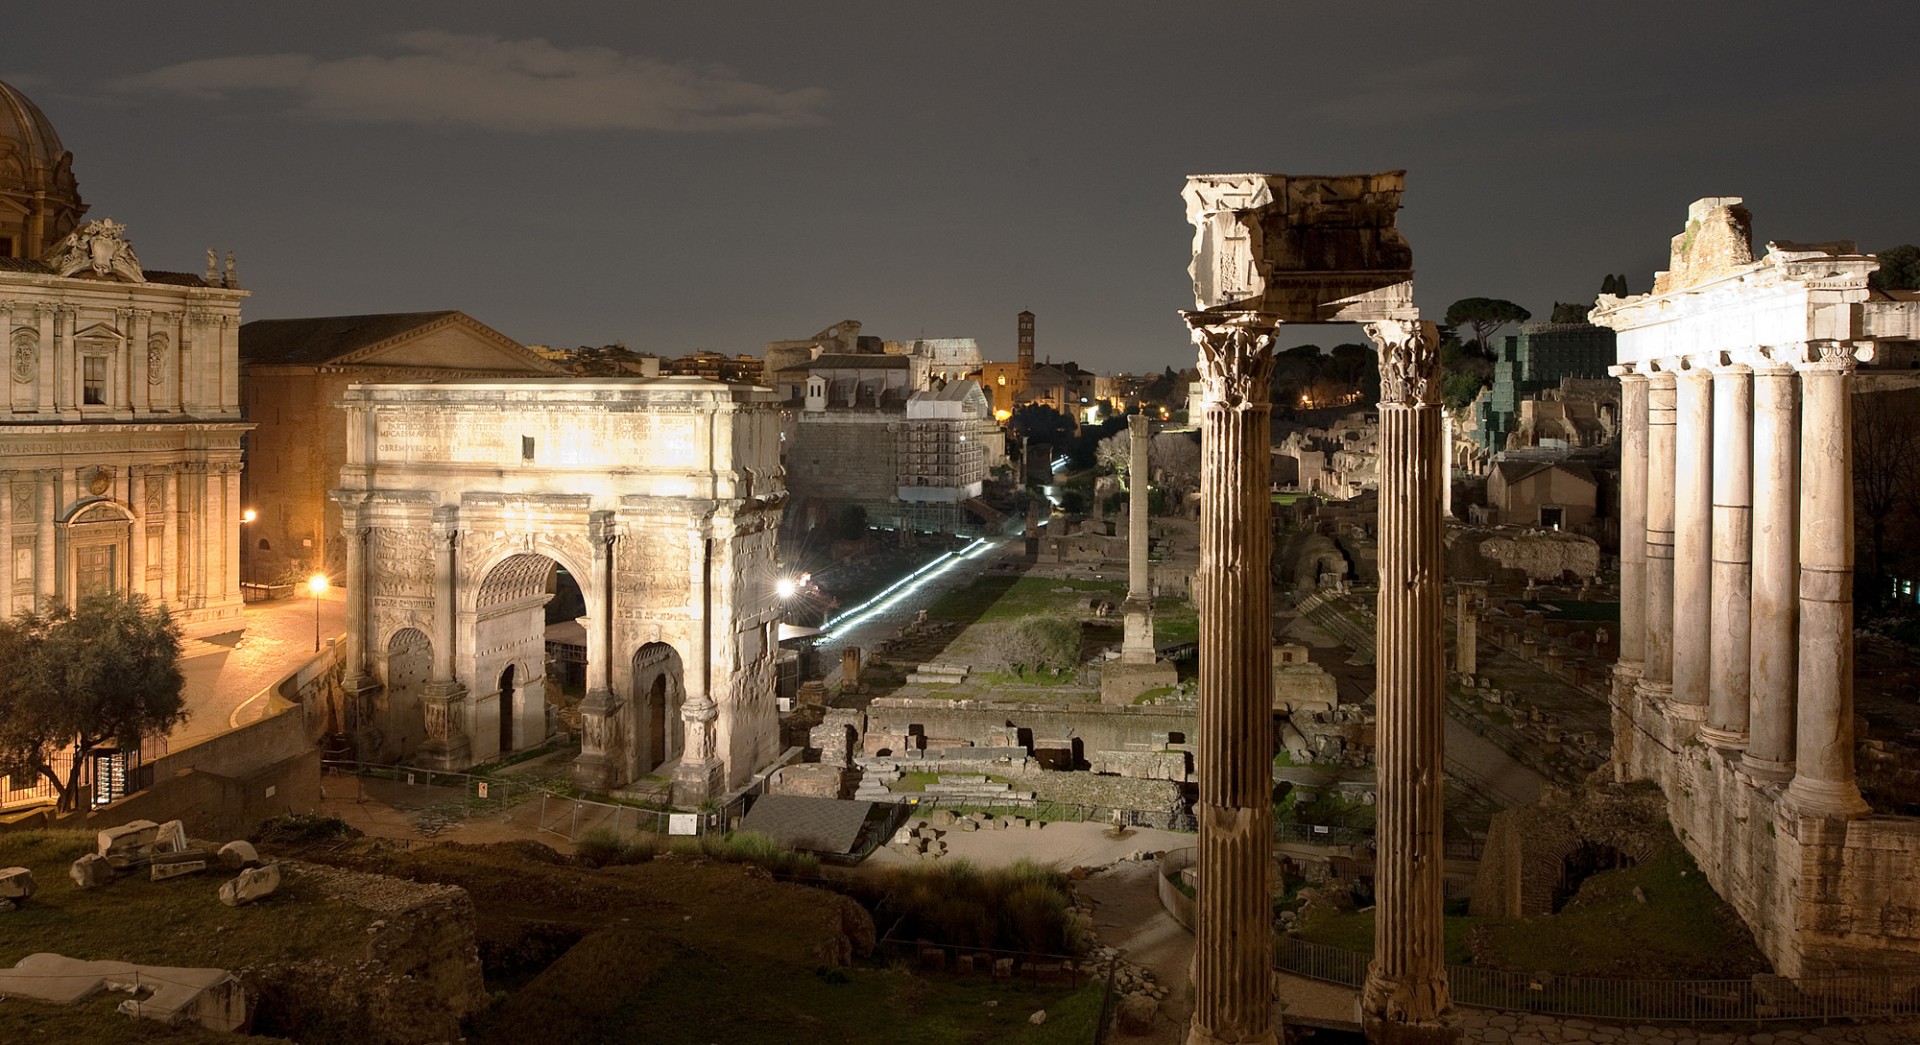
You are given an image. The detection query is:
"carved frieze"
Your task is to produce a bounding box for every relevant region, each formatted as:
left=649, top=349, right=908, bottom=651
left=616, top=530, right=690, bottom=602
left=370, top=527, right=433, bottom=597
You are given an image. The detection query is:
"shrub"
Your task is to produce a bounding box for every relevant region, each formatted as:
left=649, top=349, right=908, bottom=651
left=574, top=826, right=659, bottom=868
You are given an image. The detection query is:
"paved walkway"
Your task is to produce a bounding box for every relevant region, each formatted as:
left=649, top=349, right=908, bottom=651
left=171, top=589, right=345, bottom=750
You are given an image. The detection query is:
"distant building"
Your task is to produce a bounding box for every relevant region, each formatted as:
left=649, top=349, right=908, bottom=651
left=769, top=320, right=1005, bottom=535
left=660, top=350, right=763, bottom=384
left=1480, top=457, right=1599, bottom=534
left=1474, top=323, right=1616, bottom=454
left=239, top=311, right=564, bottom=579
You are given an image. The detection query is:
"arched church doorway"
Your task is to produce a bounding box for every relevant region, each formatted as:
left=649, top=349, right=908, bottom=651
left=631, top=642, right=683, bottom=776
left=475, top=553, right=569, bottom=761
left=385, top=628, right=431, bottom=753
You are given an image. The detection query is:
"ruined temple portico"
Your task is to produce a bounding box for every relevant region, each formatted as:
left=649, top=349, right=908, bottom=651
left=1597, top=198, right=1920, bottom=975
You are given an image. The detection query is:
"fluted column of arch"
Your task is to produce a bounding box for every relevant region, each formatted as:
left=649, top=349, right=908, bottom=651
left=577, top=511, right=623, bottom=791
left=1361, top=319, right=1457, bottom=1045
left=1785, top=343, right=1870, bottom=818
left=1182, top=311, right=1278, bottom=1045
left=419, top=504, right=471, bottom=768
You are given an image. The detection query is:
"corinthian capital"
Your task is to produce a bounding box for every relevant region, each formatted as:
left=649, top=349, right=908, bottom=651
left=1183, top=311, right=1276, bottom=412
left=1367, top=319, right=1441, bottom=406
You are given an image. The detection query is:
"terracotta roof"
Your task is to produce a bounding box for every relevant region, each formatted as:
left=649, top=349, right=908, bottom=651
left=238, top=311, right=462, bottom=365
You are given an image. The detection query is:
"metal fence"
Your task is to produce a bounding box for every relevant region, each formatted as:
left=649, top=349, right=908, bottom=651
left=1273, top=935, right=1920, bottom=1023
left=536, top=792, right=722, bottom=842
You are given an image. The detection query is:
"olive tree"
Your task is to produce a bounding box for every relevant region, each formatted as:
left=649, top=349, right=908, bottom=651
left=0, top=591, right=186, bottom=812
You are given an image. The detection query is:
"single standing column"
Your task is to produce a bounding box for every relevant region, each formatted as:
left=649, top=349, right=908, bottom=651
left=1611, top=369, right=1649, bottom=780
left=1362, top=318, right=1456, bottom=1045
left=673, top=523, right=728, bottom=807
left=1785, top=346, right=1870, bottom=818
left=1704, top=362, right=1753, bottom=747
left=1182, top=312, right=1277, bottom=1045
left=578, top=512, right=626, bottom=792
left=1640, top=372, right=1678, bottom=695
left=419, top=505, right=471, bottom=768
left=1670, top=365, right=1713, bottom=721
left=1122, top=412, right=1155, bottom=663
left=338, top=504, right=372, bottom=690
left=1745, top=360, right=1799, bottom=779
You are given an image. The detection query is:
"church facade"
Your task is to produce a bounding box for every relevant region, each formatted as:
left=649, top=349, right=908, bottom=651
left=0, top=79, right=249, bottom=634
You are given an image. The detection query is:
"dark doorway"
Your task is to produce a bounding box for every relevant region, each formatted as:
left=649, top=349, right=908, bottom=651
left=648, top=675, right=668, bottom=771
left=499, top=664, right=517, bottom=755
left=1540, top=506, right=1565, bottom=531
left=1554, top=841, right=1633, bottom=912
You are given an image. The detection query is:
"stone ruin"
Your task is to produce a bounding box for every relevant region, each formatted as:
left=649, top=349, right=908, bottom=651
left=1470, top=783, right=1668, bottom=919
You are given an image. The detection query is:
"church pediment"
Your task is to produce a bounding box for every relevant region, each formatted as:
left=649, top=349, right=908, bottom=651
left=332, top=314, right=562, bottom=374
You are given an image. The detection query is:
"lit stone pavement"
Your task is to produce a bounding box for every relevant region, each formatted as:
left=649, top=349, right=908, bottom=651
left=808, top=536, right=1015, bottom=683
left=170, top=588, right=345, bottom=751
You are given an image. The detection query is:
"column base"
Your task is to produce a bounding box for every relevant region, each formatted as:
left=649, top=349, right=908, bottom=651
left=1784, top=776, right=1871, bottom=820
left=671, top=757, right=727, bottom=809
left=1739, top=755, right=1796, bottom=783
left=1698, top=725, right=1749, bottom=751
left=415, top=737, right=472, bottom=771
left=1668, top=700, right=1708, bottom=723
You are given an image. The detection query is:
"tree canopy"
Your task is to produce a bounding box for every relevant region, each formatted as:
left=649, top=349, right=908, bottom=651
left=1444, top=298, right=1532, bottom=350
left=0, top=591, right=186, bottom=811
left=1871, top=245, right=1920, bottom=292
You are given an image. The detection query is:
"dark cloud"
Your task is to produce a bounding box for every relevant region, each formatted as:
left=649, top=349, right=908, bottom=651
left=108, top=30, right=830, bottom=132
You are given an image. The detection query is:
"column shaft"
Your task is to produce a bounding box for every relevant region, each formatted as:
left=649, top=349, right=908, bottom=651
left=35, top=469, right=55, bottom=611
left=1670, top=369, right=1713, bottom=720
left=1363, top=320, right=1455, bottom=1044
left=1746, top=365, right=1799, bottom=777
left=341, top=511, right=370, bottom=688
left=1184, top=315, right=1276, bottom=1045
left=1785, top=353, right=1868, bottom=817
left=1616, top=374, right=1649, bottom=669
left=1705, top=365, right=1753, bottom=746
left=1641, top=374, right=1677, bottom=691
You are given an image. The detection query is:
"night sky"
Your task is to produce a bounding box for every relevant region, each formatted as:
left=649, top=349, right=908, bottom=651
left=11, top=2, right=1917, bottom=372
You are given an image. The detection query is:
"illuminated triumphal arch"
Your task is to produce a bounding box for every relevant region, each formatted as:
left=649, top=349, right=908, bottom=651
left=330, top=377, right=786, bottom=803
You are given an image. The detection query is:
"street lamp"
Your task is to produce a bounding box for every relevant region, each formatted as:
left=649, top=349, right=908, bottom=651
left=308, top=573, right=328, bottom=651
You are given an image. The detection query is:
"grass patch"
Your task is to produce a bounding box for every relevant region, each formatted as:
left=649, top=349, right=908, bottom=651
left=1152, top=597, right=1198, bottom=646
left=926, top=576, right=1124, bottom=625
left=0, top=829, right=373, bottom=975
left=1292, top=909, right=1476, bottom=965
left=863, top=859, right=1085, bottom=955
left=1133, top=686, right=1176, bottom=704
left=476, top=933, right=1101, bottom=1045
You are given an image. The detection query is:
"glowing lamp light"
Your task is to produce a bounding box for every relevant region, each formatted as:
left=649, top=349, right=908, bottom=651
left=775, top=576, right=799, bottom=599
left=308, top=573, right=329, bottom=597
left=994, top=409, right=1012, bottom=422
left=241, top=508, right=257, bottom=523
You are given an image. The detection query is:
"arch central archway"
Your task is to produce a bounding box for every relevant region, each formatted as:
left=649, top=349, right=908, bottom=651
left=473, top=552, right=570, bottom=762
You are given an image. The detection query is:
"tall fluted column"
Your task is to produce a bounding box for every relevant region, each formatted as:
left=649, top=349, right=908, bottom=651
left=419, top=505, right=470, bottom=768
left=1182, top=312, right=1277, bottom=1045
left=1745, top=359, right=1799, bottom=779
left=1122, top=412, right=1156, bottom=663
left=673, top=523, right=727, bottom=807
left=337, top=501, right=382, bottom=756
left=35, top=469, right=55, bottom=611
left=1611, top=369, right=1649, bottom=780
left=1670, top=366, right=1713, bottom=721
left=1640, top=372, right=1678, bottom=695
left=1363, top=319, right=1456, bottom=1045
left=577, top=511, right=625, bottom=791
left=1785, top=345, right=1869, bottom=818
left=1703, top=362, right=1753, bottom=747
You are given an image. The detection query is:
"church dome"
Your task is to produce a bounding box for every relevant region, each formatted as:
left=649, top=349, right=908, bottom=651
left=0, top=78, right=86, bottom=258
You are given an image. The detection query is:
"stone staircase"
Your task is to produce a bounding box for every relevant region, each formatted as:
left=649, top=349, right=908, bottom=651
left=920, top=774, right=1037, bottom=806
left=1296, top=592, right=1377, bottom=664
